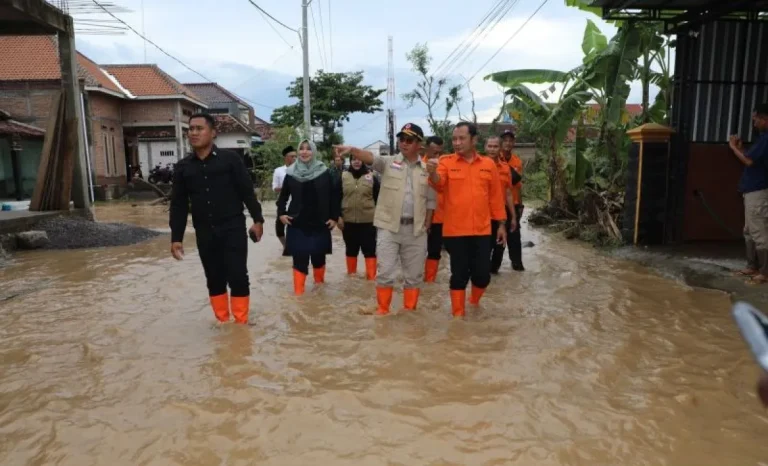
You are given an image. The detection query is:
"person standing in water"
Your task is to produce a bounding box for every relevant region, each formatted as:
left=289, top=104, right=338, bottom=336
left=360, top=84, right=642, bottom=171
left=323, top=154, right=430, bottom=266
left=484, top=136, right=517, bottom=274
left=272, top=146, right=296, bottom=249
left=338, top=156, right=380, bottom=280
left=500, top=130, right=525, bottom=271
left=169, top=113, right=264, bottom=324
left=423, top=136, right=445, bottom=283
left=334, top=123, right=437, bottom=315
left=427, top=122, right=506, bottom=317
left=277, top=140, right=340, bottom=295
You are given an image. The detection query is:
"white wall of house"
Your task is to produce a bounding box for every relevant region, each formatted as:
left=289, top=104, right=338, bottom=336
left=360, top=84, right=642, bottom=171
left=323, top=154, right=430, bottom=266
left=138, top=139, right=179, bottom=171
left=215, top=133, right=251, bottom=151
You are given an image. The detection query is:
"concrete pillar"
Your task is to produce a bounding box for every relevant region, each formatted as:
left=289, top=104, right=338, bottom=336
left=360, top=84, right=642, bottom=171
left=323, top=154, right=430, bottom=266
left=175, top=101, right=184, bottom=161
left=57, top=26, right=91, bottom=215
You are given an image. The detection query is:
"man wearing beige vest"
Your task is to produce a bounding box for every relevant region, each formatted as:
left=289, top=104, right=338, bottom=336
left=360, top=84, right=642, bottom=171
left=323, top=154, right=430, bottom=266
left=334, top=123, right=437, bottom=315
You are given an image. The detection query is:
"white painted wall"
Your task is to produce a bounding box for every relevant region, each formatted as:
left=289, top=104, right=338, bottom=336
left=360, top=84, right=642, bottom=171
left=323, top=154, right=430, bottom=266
left=215, top=133, right=251, bottom=150
left=138, top=140, right=179, bottom=172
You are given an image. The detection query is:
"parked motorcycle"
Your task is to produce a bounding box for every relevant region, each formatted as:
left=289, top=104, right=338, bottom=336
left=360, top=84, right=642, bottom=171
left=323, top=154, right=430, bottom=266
left=148, top=163, right=174, bottom=184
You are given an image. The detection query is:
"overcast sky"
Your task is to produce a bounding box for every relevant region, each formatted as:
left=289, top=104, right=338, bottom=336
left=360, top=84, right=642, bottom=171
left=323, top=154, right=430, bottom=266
left=74, top=0, right=647, bottom=146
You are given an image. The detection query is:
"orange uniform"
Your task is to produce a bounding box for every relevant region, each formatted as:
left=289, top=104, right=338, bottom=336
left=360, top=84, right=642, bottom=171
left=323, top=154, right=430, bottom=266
left=430, top=153, right=506, bottom=237
left=507, top=153, right=523, bottom=206
left=495, top=158, right=512, bottom=201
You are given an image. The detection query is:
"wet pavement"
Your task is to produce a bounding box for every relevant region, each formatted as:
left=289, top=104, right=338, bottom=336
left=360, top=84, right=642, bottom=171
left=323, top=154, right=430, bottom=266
left=1, top=204, right=768, bottom=466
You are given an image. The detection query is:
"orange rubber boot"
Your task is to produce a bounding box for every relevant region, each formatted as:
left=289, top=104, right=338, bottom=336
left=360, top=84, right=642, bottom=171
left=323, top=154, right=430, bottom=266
left=403, top=288, right=420, bottom=311
left=346, top=257, right=357, bottom=275
left=313, top=266, right=326, bottom=284
left=469, top=285, right=486, bottom=306
left=365, top=258, right=377, bottom=281
left=293, top=269, right=307, bottom=296
left=230, top=296, right=250, bottom=324
left=450, top=290, right=466, bottom=317
left=424, top=259, right=439, bottom=283
left=376, top=287, right=393, bottom=315
left=209, top=293, right=230, bottom=322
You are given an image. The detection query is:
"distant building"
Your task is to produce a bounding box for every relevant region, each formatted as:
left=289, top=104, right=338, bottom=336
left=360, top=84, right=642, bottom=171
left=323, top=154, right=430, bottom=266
left=363, top=139, right=391, bottom=156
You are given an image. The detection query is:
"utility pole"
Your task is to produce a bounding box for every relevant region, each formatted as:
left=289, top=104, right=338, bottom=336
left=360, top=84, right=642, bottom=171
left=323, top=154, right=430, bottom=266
left=301, top=0, right=311, bottom=140
left=387, top=36, right=396, bottom=154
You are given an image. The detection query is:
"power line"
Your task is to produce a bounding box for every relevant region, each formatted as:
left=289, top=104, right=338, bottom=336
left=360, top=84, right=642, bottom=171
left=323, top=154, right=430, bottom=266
left=328, top=0, right=333, bottom=70
left=432, top=0, right=507, bottom=78
left=309, top=2, right=327, bottom=69
left=468, top=0, right=551, bottom=83
left=232, top=48, right=296, bottom=90
left=90, top=0, right=275, bottom=109
left=244, top=0, right=298, bottom=32
left=440, top=0, right=520, bottom=81
left=317, top=0, right=329, bottom=70
left=250, top=1, right=297, bottom=49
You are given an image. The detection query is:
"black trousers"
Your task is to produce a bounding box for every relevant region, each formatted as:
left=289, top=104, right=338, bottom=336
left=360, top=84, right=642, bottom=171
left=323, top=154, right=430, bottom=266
left=508, top=204, right=524, bottom=267
left=293, top=254, right=326, bottom=275
left=342, top=222, right=376, bottom=258
left=490, top=220, right=505, bottom=273
left=196, top=227, right=250, bottom=297
left=427, top=223, right=443, bottom=260
left=443, top=235, right=492, bottom=290
left=275, top=217, right=286, bottom=238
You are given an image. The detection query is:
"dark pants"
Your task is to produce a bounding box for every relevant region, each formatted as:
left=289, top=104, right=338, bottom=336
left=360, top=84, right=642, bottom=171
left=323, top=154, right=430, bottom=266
left=444, top=235, right=492, bottom=290
left=293, top=254, right=326, bottom=275
left=275, top=217, right=286, bottom=238
left=342, top=222, right=376, bottom=258
left=427, top=223, right=443, bottom=260
left=196, top=227, right=250, bottom=297
left=508, top=204, right=524, bottom=268
left=490, top=220, right=505, bottom=273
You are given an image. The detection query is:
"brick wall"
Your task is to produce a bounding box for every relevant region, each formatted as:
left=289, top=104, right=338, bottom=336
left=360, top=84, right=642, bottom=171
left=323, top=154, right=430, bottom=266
left=87, top=92, right=126, bottom=185
left=121, top=99, right=177, bottom=123
left=0, top=81, right=60, bottom=128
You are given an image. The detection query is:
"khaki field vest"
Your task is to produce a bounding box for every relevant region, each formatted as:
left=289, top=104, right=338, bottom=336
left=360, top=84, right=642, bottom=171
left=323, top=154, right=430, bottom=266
left=373, top=154, right=430, bottom=235
left=341, top=171, right=376, bottom=223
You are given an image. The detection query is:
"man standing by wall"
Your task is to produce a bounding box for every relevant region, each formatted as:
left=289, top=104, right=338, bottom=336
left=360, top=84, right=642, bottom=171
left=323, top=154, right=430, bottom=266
left=484, top=136, right=518, bottom=274
left=334, top=123, right=437, bottom=315
left=423, top=136, right=445, bottom=282
left=427, top=122, right=507, bottom=317
left=169, top=113, right=264, bottom=324
left=729, top=103, right=768, bottom=284
left=501, top=130, right=525, bottom=271
left=272, top=146, right=296, bottom=249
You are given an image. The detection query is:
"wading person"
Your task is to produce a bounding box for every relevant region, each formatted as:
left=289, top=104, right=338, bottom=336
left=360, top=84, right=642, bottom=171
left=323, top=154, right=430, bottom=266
left=484, top=136, right=518, bottom=275
left=272, top=146, right=296, bottom=249
left=334, top=123, right=437, bottom=315
left=501, top=130, right=525, bottom=271
left=169, top=113, right=264, bottom=324
left=277, top=140, right=340, bottom=295
left=729, top=103, right=768, bottom=284
left=338, top=156, right=380, bottom=280
left=427, top=122, right=507, bottom=317
left=423, top=136, right=445, bottom=283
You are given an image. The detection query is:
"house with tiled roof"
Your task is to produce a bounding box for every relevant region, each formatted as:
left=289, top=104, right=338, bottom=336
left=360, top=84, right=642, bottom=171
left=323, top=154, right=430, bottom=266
left=0, top=35, right=209, bottom=199
left=185, top=82, right=273, bottom=142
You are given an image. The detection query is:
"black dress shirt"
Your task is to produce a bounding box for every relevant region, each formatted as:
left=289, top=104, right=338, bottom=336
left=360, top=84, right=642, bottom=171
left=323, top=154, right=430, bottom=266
left=169, top=146, right=264, bottom=242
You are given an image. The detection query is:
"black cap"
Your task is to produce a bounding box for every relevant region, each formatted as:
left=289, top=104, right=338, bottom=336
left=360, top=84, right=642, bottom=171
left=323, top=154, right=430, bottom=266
left=755, top=103, right=768, bottom=116
left=282, top=146, right=295, bottom=156
left=396, top=123, right=424, bottom=141
left=500, top=129, right=516, bottom=139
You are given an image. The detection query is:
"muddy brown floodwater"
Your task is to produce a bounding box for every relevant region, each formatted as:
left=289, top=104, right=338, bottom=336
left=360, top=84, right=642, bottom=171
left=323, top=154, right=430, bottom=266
left=2, top=203, right=768, bottom=466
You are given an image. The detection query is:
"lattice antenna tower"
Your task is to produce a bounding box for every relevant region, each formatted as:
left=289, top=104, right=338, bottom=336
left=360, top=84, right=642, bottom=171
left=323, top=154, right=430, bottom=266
left=386, top=36, right=396, bottom=153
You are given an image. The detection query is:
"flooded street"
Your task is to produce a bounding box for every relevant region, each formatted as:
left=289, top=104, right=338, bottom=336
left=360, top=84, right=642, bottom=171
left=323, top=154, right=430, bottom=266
left=1, top=204, right=767, bottom=466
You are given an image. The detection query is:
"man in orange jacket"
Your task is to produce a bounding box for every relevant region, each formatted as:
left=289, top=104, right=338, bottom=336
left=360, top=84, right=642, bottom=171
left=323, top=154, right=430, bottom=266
left=427, top=122, right=507, bottom=317
left=423, top=136, right=445, bottom=282
left=485, top=136, right=518, bottom=274
left=501, top=130, right=525, bottom=271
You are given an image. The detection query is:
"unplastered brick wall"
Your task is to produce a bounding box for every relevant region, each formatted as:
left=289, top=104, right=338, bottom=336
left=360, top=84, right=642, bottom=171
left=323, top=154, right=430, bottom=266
left=121, top=99, right=177, bottom=123
left=0, top=81, right=60, bottom=128
left=89, top=93, right=121, bottom=121
left=87, top=93, right=126, bottom=183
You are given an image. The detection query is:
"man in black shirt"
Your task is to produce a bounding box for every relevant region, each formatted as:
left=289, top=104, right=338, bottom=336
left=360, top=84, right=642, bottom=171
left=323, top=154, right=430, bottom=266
left=169, top=113, right=264, bottom=324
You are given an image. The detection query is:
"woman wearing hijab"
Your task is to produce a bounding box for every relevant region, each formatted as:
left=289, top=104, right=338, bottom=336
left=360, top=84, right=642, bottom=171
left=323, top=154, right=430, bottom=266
left=277, top=140, right=340, bottom=295
left=338, top=156, right=380, bottom=280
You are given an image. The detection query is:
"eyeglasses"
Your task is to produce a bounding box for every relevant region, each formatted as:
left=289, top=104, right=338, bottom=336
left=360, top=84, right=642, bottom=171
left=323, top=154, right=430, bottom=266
left=399, top=136, right=417, bottom=144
